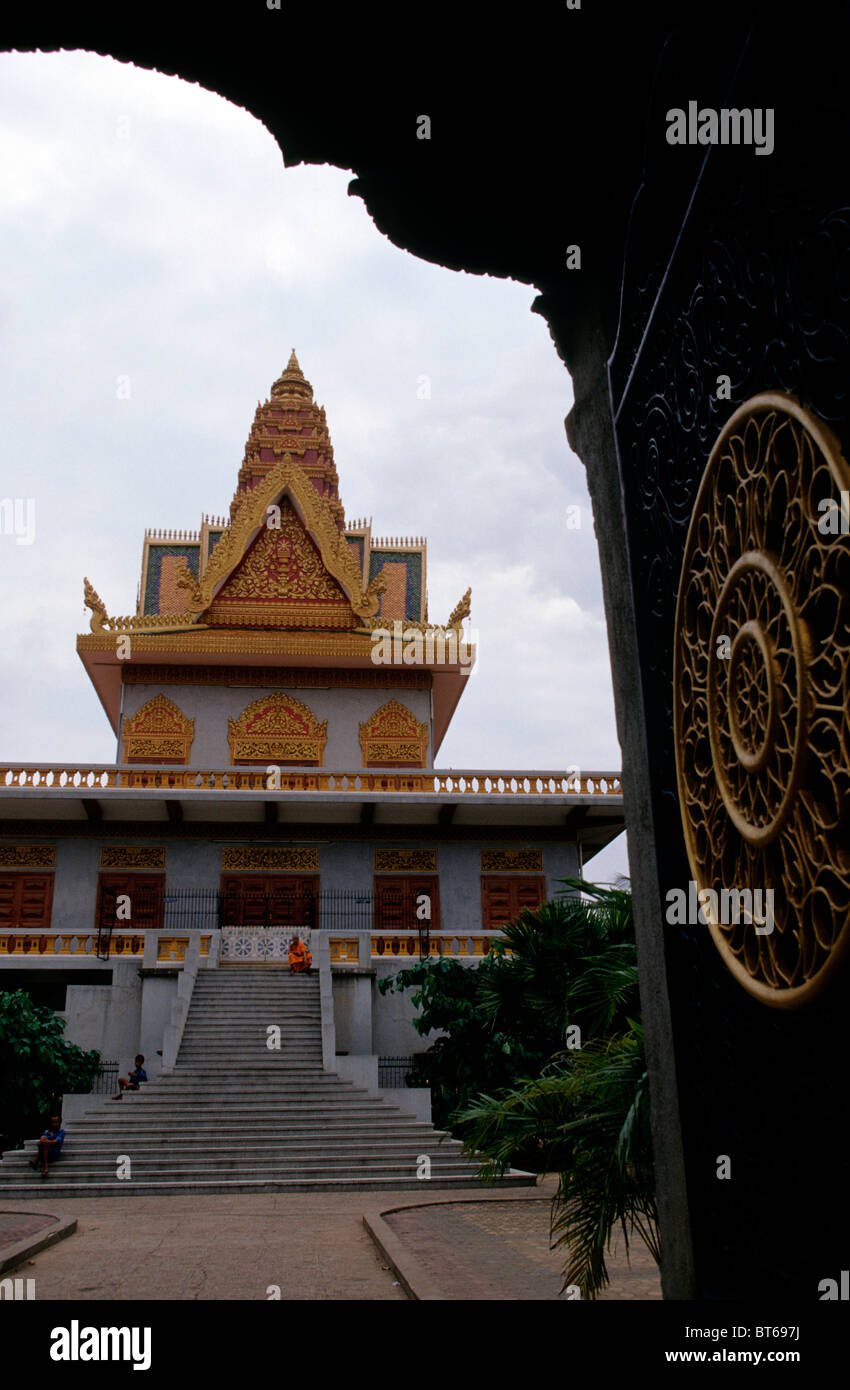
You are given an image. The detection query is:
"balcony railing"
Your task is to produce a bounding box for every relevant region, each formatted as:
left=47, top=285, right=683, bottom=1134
left=0, top=765, right=622, bottom=798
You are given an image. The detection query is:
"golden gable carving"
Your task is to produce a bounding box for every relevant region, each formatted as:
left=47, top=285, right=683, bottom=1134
left=359, top=700, right=428, bottom=767
left=207, top=499, right=352, bottom=627
left=123, top=695, right=194, bottom=764
left=228, top=692, right=328, bottom=766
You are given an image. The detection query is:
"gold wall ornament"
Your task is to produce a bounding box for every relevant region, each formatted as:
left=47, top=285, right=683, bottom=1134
left=221, top=847, right=320, bottom=871
left=99, top=846, right=167, bottom=869
left=122, top=696, right=195, bottom=764
left=375, top=848, right=438, bottom=872
left=481, top=850, right=544, bottom=873
left=228, top=692, right=328, bottom=765
left=0, top=846, right=56, bottom=868
left=359, top=700, right=429, bottom=767
left=674, top=391, right=850, bottom=1007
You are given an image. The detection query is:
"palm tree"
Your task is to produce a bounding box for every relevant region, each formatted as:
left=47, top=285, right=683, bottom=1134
left=459, top=878, right=660, bottom=1298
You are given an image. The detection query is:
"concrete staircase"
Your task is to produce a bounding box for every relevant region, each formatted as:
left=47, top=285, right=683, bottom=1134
left=0, top=966, right=534, bottom=1196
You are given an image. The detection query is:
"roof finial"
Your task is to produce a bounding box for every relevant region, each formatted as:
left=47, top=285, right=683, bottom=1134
left=271, top=348, right=312, bottom=401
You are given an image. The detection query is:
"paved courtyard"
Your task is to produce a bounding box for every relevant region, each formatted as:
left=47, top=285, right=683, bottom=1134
left=0, top=1178, right=661, bottom=1300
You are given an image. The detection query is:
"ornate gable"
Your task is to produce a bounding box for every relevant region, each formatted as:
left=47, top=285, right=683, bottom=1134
left=228, top=692, right=328, bottom=766
left=122, top=695, right=194, bottom=764
left=206, top=498, right=354, bottom=629
left=359, top=699, right=429, bottom=768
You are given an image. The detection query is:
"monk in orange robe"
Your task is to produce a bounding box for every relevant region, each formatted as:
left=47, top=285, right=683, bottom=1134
left=288, top=936, right=312, bottom=974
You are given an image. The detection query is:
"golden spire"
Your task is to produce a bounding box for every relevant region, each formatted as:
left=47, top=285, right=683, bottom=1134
left=271, top=348, right=312, bottom=401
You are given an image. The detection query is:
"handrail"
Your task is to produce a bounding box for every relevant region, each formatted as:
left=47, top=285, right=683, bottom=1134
left=0, top=765, right=622, bottom=797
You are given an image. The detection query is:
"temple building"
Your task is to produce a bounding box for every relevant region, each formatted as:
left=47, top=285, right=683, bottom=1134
left=0, top=353, right=624, bottom=1190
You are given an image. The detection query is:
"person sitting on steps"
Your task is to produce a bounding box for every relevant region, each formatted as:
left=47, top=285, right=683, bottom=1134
left=112, top=1054, right=147, bottom=1100
left=288, top=936, right=312, bottom=974
left=30, top=1115, right=65, bottom=1178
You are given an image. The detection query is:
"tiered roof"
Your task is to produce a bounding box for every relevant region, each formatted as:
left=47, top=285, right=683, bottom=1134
left=77, top=353, right=474, bottom=750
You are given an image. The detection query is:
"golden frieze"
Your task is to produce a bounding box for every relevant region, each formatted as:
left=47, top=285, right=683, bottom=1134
left=674, top=392, right=850, bottom=1007
left=99, top=846, right=167, bottom=870
left=228, top=692, right=327, bottom=766
left=222, top=847, right=319, bottom=871
left=0, top=846, right=56, bottom=869
left=375, top=848, right=438, bottom=872
left=481, top=849, right=544, bottom=873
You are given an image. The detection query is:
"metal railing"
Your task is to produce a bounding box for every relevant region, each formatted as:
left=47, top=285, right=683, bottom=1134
left=378, top=1056, right=416, bottom=1088
left=146, top=888, right=374, bottom=931
left=74, top=1061, right=118, bottom=1096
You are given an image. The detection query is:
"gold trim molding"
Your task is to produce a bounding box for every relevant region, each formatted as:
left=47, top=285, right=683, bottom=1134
left=222, top=847, right=319, bottom=871
left=674, top=392, right=850, bottom=1007
left=228, top=692, right=327, bottom=765
left=374, top=848, right=438, bottom=872
left=121, top=664, right=431, bottom=690
left=481, top=850, right=544, bottom=873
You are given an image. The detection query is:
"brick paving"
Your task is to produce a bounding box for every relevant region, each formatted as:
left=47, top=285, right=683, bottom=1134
left=0, top=1211, right=59, bottom=1249
left=0, top=1185, right=661, bottom=1299
left=384, top=1195, right=662, bottom=1300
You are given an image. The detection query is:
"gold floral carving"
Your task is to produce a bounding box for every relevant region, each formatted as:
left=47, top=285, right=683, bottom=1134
left=375, top=848, right=438, bottom=872
left=359, top=700, right=429, bottom=767
left=0, top=846, right=56, bottom=868
left=481, top=850, right=544, bottom=873
left=99, top=847, right=167, bottom=869
left=123, top=696, right=194, bottom=764
left=674, top=392, right=850, bottom=1007
left=222, top=847, right=320, bottom=871
left=228, top=692, right=327, bottom=765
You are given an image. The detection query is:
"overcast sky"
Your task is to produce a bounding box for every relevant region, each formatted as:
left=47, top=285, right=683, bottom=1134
left=0, top=50, right=628, bottom=882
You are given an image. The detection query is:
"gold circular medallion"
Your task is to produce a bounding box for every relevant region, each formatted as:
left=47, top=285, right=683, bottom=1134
left=674, top=392, right=850, bottom=1006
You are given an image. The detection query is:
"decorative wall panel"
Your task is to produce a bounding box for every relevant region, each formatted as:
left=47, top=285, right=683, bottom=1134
left=122, top=695, right=194, bottom=764
left=374, top=848, right=437, bottom=872
left=228, top=692, right=327, bottom=765
left=99, top=847, right=167, bottom=870
left=480, top=849, right=543, bottom=873
left=0, top=847, right=56, bottom=869
left=359, top=700, right=428, bottom=767
left=221, top=847, right=319, bottom=871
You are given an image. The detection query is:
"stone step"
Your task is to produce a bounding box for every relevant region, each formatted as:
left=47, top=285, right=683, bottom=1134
left=0, top=1156, right=477, bottom=1179
left=0, top=1173, right=533, bottom=1197
left=5, top=1136, right=458, bottom=1160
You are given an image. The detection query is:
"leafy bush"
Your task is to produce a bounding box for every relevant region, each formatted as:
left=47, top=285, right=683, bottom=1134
left=0, top=990, right=102, bottom=1148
